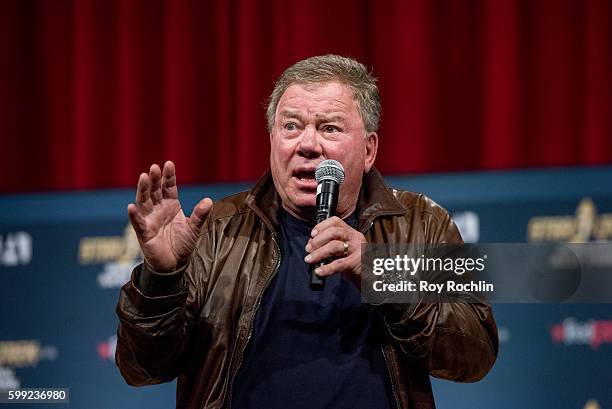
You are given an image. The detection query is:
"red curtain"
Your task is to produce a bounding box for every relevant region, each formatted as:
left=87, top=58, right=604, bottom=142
left=1, top=0, right=611, bottom=193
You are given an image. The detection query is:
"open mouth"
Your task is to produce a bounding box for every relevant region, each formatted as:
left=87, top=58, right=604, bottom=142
left=292, top=170, right=317, bottom=189
left=293, top=170, right=316, bottom=182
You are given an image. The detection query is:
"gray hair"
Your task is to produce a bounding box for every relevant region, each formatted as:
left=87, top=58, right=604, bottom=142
left=266, top=54, right=381, bottom=133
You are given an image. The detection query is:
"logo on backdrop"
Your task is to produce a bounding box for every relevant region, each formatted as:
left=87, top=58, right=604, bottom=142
left=0, top=231, right=32, bottom=267
left=78, top=224, right=143, bottom=289
left=97, top=335, right=117, bottom=361
left=452, top=211, right=480, bottom=243
left=0, top=340, right=57, bottom=389
left=550, top=318, right=612, bottom=349
left=528, top=198, right=612, bottom=243
left=0, top=340, right=58, bottom=368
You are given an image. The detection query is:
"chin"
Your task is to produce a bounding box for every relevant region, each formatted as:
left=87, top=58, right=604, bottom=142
left=293, top=196, right=316, bottom=209
left=284, top=192, right=316, bottom=216
left=285, top=186, right=314, bottom=204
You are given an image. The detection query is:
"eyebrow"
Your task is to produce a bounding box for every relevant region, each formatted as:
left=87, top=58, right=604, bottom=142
left=314, top=114, right=346, bottom=123
left=278, top=110, right=346, bottom=123
left=278, top=110, right=303, bottom=120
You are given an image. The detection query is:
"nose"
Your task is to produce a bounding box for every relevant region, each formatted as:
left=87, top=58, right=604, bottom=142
left=297, top=125, right=322, bottom=158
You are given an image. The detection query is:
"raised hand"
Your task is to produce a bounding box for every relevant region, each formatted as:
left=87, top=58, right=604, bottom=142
left=127, top=161, right=213, bottom=272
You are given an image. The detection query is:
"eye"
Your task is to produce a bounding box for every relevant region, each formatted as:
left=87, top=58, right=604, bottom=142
left=322, top=125, right=341, bottom=133
left=284, top=122, right=298, bottom=131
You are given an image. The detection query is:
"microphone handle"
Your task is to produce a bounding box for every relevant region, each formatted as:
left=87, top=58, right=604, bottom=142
left=310, top=180, right=339, bottom=291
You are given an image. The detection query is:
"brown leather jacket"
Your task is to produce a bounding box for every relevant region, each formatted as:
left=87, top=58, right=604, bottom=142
left=116, top=168, right=498, bottom=409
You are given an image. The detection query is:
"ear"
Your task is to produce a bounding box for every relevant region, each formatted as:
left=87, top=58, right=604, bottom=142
left=364, top=132, right=378, bottom=173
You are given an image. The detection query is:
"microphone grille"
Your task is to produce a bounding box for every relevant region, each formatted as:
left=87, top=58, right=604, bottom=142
left=315, top=160, right=345, bottom=185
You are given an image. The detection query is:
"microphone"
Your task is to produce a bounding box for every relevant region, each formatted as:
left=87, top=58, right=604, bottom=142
left=310, top=159, right=345, bottom=291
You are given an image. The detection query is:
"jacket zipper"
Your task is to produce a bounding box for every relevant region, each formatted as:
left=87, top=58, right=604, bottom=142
left=361, top=219, right=401, bottom=409
left=225, top=233, right=281, bottom=409
left=381, top=345, right=402, bottom=409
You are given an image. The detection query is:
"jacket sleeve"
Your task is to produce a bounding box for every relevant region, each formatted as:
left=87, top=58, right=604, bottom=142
left=377, top=210, right=499, bottom=383
left=115, top=229, right=212, bottom=386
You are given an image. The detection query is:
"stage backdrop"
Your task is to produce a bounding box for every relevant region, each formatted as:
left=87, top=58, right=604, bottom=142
left=1, top=0, right=612, bottom=193
left=1, top=166, right=612, bottom=409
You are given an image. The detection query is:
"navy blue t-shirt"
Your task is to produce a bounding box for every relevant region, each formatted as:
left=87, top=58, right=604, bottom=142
left=232, top=209, right=394, bottom=409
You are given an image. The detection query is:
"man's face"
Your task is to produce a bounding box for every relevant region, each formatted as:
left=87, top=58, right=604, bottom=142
left=270, top=81, right=378, bottom=220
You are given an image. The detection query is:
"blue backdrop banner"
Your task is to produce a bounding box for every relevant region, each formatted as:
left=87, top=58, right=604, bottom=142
left=1, top=167, right=611, bottom=409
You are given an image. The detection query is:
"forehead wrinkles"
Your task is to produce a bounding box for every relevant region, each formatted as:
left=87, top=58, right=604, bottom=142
left=279, top=82, right=356, bottom=108
left=280, top=93, right=350, bottom=108
left=278, top=99, right=356, bottom=125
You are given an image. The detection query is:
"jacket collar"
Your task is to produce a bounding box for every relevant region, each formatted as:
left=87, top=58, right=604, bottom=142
left=245, top=167, right=406, bottom=234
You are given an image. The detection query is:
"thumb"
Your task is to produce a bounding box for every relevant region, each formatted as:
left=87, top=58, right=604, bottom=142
left=188, top=197, right=213, bottom=231
left=127, top=203, right=146, bottom=239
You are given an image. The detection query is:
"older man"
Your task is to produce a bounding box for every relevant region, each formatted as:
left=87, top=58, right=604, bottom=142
left=116, top=55, right=498, bottom=409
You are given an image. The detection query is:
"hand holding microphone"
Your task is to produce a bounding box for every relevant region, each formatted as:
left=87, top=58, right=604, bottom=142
left=307, top=160, right=367, bottom=290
